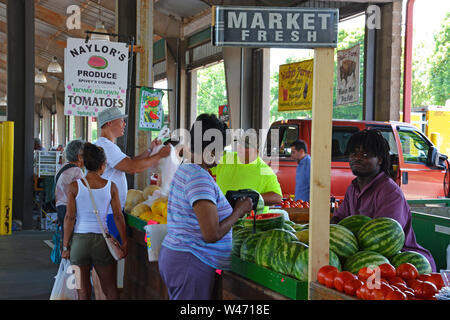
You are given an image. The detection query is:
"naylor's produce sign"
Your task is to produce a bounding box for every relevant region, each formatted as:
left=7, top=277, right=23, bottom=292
left=64, top=38, right=129, bottom=117
left=212, top=6, right=338, bottom=48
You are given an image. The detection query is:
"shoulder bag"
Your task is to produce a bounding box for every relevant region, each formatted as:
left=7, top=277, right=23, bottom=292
left=81, top=176, right=125, bottom=261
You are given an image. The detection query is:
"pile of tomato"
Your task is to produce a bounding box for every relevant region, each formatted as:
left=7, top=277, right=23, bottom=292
left=280, top=198, right=310, bottom=208
left=317, top=263, right=444, bottom=300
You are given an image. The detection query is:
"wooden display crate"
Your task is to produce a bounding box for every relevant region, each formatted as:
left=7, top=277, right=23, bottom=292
left=309, top=281, right=357, bottom=300
left=271, top=207, right=333, bottom=224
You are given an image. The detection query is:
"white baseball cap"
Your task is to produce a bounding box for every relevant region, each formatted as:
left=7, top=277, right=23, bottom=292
left=97, top=107, right=128, bottom=128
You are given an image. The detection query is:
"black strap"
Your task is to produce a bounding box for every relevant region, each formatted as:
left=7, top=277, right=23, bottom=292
left=55, top=163, right=78, bottom=185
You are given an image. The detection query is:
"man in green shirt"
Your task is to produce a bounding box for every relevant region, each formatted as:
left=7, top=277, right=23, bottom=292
left=210, top=134, right=282, bottom=213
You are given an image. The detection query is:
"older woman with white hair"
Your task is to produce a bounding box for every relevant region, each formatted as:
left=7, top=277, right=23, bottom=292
left=55, top=139, right=85, bottom=242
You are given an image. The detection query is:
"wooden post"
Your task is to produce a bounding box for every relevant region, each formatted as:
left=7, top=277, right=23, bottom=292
left=308, top=48, right=334, bottom=299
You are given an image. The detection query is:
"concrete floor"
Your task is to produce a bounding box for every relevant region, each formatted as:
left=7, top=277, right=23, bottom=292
left=0, top=230, right=58, bottom=300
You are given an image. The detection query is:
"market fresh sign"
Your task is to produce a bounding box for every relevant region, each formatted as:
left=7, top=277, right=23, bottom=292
left=212, top=6, right=338, bottom=48
left=64, top=38, right=129, bottom=117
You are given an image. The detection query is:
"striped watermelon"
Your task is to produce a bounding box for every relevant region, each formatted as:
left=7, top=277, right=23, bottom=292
left=255, top=228, right=298, bottom=269
left=292, top=248, right=341, bottom=281
left=243, top=213, right=284, bottom=232
left=337, top=215, right=372, bottom=236
left=232, top=228, right=252, bottom=256
left=329, top=224, right=359, bottom=260
left=272, top=241, right=308, bottom=276
left=343, top=250, right=390, bottom=274
left=357, top=217, right=405, bottom=258
left=283, top=223, right=297, bottom=233
left=390, top=251, right=432, bottom=274
left=240, top=232, right=264, bottom=263
left=293, top=224, right=307, bottom=232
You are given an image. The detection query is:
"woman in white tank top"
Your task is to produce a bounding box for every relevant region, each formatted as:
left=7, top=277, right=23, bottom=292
left=62, top=143, right=127, bottom=300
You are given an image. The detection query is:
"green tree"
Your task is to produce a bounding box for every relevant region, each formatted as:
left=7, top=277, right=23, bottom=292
left=196, top=62, right=227, bottom=115
left=428, top=12, right=450, bottom=106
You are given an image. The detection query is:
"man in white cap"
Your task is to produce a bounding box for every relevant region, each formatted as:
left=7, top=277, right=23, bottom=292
left=95, top=107, right=170, bottom=243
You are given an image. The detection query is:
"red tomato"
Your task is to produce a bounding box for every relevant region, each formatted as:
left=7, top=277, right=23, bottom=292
left=396, top=263, right=419, bottom=280
left=418, top=281, right=438, bottom=299
left=387, top=276, right=407, bottom=287
left=378, top=263, right=396, bottom=279
left=427, top=273, right=444, bottom=290
left=370, top=289, right=386, bottom=300
left=357, top=284, right=371, bottom=300
left=358, top=267, right=376, bottom=281
left=406, top=279, right=423, bottom=293
left=324, top=270, right=338, bottom=289
left=417, top=274, right=431, bottom=282
left=334, top=271, right=358, bottom=292
left=317, top=266, right=339, bottom=285
left=392, top=283, right=409, bottom=292
left=385, top=290, right=407, bottom=300
left=403, top=290, right=416, bottom=300
left=343, top=279, right=364, bottom=296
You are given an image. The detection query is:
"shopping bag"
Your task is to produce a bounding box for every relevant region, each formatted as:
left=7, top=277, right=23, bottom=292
left=144, top=224, right=167, bottom=262
left=50, top=226, right=61, bottom=265
left=149, top=144, right=181, bottom=197
left=49, top=259, right=78, bottom=300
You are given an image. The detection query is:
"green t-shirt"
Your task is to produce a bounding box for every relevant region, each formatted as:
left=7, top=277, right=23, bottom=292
left=210, top=152, right=282, bottom=213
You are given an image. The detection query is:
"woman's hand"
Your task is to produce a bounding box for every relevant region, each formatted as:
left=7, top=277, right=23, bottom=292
left=234, top=197, right=253, bottom=218
left=61, top=249, right=70, bottom=260
left=120, top=241, right=128, bottom=259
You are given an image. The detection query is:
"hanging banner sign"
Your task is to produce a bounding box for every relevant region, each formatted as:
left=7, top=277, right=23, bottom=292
left=212, top=6, right=338, bottom=48
left=218, top=104, right=230, bottom=128
left=138, top=87, right=164, bottom=131
left=336, top=44, right=360, bottom=106
left=64, top=38, right=129, bottom=117
left=278, top=59, right=314, bottom=111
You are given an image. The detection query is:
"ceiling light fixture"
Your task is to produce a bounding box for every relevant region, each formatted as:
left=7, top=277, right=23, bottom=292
left=47, top=56, right=62, bottom=73
left=35, top=69, right=47, bottom=84
left=90, top=0, right=110, bottom=41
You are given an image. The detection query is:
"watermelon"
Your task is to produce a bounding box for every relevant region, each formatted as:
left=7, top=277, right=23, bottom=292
left=292, top=248, right=341, bottom=281
left=293, top=224, right=307, bottom=232
left=357, top=217, right=405, bottom=258
left=240, top=232, right=264, bottom=263
left=255, top=228, right=298, bottom=269
left=272, top=241, right=308, bottom=276
left=243, top=213, right=284, bottom=232
left=390, top=251, right=432, bottom=274
left=232, top=228, right=252, bottom=256
left=329, top=224, right=359, bottom=260
left=283, top=223, right=297, bottom=233
left=343, top=250, right=390, bottom=274
left=284, top=220, right=295, bottom=226
left=337, top=215, right=372, bottom=236
left=87, top=55, right=108, bottom=69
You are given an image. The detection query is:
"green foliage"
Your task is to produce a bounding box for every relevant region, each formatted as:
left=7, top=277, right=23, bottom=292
left=428, top=12, right=450, bottom=106
left=196, top=63, right=227, bottom=116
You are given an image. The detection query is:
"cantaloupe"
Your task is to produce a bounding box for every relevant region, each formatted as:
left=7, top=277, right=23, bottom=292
left=124, top=189, right=145, bottom=213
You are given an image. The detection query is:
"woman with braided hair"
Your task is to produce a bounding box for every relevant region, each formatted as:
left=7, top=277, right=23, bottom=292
left=330, top=129, right=436, bottom=271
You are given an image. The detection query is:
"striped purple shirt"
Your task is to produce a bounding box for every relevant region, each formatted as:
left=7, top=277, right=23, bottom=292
left=334, top=172, right=436, bottom=272
left=162, top=163, right=234, bottom=270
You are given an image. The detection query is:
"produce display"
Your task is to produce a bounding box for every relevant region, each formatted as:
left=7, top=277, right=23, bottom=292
left=317, top=262, right=444, bottom=300
left=390, top=251, right=433, bottom=275
left=125, top=185, right=168, bottom=224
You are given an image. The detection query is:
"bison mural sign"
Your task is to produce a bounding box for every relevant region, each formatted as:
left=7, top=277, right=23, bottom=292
left=336, top=44, right=360, bottom=106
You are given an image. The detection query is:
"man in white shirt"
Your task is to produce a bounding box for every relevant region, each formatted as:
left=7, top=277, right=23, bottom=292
left=95, top=107, right=170, bottom=242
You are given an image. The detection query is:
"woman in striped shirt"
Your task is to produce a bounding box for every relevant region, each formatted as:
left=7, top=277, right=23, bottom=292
left=159, top=114, right=253, bottom=300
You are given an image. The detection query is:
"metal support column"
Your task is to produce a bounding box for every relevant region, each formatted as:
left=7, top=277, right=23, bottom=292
left=7, top=1, right=35, bottom=229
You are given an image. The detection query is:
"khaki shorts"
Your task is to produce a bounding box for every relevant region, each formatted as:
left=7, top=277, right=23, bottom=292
left=70, top=233, right=115, bottom=266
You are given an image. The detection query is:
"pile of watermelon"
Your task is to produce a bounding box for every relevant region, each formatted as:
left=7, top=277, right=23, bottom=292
left=316, top=262, right=444, bottom=300
left=232, top=214, right=434, bottom=285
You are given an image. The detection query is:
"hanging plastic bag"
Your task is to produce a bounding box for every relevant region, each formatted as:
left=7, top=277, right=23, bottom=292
left=49, top=259, right=78, bottom=300
left=50, top=225, right=61, bottom=265
left=149, top=143, right=181, bottom=197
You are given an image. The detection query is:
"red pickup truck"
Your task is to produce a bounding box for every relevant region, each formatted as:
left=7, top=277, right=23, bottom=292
left=263, top=119, right=450, bottom=200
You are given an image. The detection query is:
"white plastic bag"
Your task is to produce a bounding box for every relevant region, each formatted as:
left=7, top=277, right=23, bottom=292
left=150, top=144, right=181, bottom=197
left=49, top=259, right=78, bottom=300
left=144, top=224, right=168, bottom=262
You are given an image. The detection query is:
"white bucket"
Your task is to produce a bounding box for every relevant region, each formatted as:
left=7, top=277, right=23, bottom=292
left=144, top=224, right=167, bottom=262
